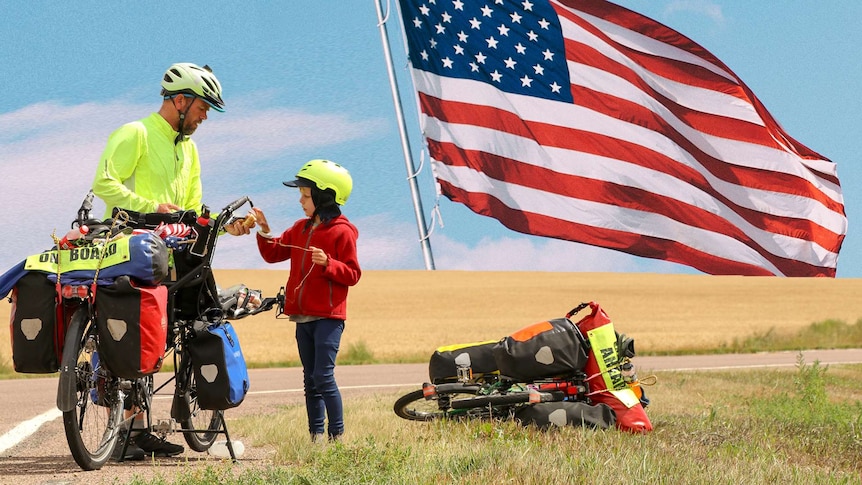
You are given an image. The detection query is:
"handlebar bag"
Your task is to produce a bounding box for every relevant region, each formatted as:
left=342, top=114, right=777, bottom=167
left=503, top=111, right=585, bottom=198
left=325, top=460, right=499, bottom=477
left=493, top=317, right=588, bottom=381
left=95, top=276, right=168, bottom=378
left=429, top=340, right=500, bottom=384
left=9, top=272, right=64, bottom=373
left=27, top=232, right=169, bottom=287
left=188, top=321, right=250, bottom=410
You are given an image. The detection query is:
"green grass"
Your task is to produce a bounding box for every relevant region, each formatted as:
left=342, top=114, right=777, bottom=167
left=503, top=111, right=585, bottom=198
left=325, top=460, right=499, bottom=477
left=719, top=318, right=862, bottom=354
left=124, top=356, right=862, bottom=485
left=647, top=318, right=862, bottom=356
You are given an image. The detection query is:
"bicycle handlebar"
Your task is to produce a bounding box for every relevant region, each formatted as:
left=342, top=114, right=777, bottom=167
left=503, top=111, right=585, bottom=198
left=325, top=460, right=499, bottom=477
left=75, top=191, right=95, bottom=228
left=212, top=196, right=253, bottom=231
left=223, top=196, right=251, bottom=216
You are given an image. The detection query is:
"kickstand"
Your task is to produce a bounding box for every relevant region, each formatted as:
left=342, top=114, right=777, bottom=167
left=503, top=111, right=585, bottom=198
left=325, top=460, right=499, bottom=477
left=115, top=424, right=135, bottom=463
left=219, top=411, right=238, bottom=462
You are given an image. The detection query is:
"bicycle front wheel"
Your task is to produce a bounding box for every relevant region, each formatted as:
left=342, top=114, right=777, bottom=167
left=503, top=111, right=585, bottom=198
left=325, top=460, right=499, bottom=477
left=59, top=308, right=124, bottom=471
left=176, top=351, right=221, bottom=452
left=394, top=384, right=483, bottom=421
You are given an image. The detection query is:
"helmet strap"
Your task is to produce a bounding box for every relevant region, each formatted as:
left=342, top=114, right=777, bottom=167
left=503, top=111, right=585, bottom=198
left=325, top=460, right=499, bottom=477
left=171, top=95, right=194, bottom=144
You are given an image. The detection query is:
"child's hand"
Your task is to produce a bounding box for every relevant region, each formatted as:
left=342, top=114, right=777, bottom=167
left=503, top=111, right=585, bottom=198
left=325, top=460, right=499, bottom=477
left=253, top=207, right=271, bottom=234
left=309, top=246, right=328, bottom=267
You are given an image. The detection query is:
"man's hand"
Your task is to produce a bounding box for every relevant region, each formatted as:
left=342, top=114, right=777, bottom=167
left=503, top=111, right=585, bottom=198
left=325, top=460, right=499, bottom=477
left=156, top=203, right=181, bottom=213
left=225, top=211, right=259, bottom=236
left=225, top=218, right=251, bottom=236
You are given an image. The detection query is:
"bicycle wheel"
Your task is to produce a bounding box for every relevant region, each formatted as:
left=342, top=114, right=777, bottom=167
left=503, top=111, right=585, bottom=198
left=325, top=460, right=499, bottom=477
left=394, top=384, right=484, bottom=421
left=176, top=350, right=221, bottom=452
left=60, top=308, right=124, bottom=471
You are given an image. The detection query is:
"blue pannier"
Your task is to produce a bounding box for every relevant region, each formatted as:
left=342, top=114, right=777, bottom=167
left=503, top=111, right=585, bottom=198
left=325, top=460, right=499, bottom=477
left=188, top=321, right=250, bottom=410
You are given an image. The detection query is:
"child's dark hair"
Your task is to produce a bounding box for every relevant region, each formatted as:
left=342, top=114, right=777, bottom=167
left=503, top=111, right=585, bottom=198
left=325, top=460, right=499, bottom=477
left=306, top=185, right=342, bottom=229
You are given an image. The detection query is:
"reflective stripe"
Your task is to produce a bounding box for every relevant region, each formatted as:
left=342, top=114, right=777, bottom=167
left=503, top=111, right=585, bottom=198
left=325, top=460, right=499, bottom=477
left=24, top=238, right=132, bottom=273
left=434, top=340, right=499, bottom=353
left=587, top=322, right=640, bottom=408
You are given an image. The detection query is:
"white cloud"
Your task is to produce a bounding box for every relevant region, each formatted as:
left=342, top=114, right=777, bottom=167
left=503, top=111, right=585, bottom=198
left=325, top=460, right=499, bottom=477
left=430, top=234, right=692, bottom=273
left=0, top=96, right=389, bottom=274
left=664, top=1, right=725, bottom=24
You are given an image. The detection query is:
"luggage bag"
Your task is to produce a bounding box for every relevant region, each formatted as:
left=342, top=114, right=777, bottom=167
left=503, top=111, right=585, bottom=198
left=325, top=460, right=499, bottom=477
left=188, top=321, right=250, bottom=410
left=9, top=272, right=64, bottom=373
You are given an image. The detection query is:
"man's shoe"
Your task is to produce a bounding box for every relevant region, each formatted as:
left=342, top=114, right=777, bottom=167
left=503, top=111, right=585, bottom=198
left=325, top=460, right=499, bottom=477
left=134, top=431, right=185, bottom=457
left=111, top=434, right=146, bottom=462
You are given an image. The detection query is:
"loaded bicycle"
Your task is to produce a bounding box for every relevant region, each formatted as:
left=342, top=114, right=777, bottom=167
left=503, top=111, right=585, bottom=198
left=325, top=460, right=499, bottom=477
left=5, top=192, right=279, bottom=470
left=394, top=303, right=653, bottom=432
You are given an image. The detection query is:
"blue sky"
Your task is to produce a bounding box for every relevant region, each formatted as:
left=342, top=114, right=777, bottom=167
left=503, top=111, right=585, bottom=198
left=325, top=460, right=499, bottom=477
left=0, top=1, right=859, bottom=277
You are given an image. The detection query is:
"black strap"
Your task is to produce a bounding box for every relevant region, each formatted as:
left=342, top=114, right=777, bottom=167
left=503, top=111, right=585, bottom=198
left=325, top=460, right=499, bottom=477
left=111, top=207, right=198, bottom=229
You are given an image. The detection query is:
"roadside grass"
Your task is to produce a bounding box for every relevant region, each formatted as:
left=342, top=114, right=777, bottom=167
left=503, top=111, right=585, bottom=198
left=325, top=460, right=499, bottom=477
left=128, top=356, right=862, bottom=485
left=720, top=318, right=862, bottom=354
left=631, top=318, right=862, bottom=356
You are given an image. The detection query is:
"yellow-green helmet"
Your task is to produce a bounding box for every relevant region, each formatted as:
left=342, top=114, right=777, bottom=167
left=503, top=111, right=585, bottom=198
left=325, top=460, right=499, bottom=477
left=161, top=63, right=225, bottom=112
left=283, top=159, right=353, bottom=205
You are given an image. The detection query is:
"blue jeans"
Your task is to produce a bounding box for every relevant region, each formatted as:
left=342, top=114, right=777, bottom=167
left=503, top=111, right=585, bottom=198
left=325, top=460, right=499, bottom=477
left=295, top=318, right=345, bottom=437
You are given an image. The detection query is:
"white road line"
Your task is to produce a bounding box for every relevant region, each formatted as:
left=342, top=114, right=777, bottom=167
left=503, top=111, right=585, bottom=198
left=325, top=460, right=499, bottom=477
left=247, top=383, right=416, bottom=395
left=654, top=360, right=862, bottom=372
left=0, top=408, right=62, bottom=454
left=0, top=383, right=417, bottom=453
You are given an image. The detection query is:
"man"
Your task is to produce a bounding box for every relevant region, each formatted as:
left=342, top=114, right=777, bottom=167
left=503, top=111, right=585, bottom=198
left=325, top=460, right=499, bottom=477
left=94, top=62, right=222, bottom=217
left=92, top=62, right=248, bottom=461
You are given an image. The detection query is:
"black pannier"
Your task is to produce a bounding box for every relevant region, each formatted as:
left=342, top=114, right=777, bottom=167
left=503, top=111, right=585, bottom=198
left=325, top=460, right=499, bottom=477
left=10, top=272, right=63, bottom=373
left=493, top=317, right=588, bottom=381
left=428, top=340, right=499, bottom=384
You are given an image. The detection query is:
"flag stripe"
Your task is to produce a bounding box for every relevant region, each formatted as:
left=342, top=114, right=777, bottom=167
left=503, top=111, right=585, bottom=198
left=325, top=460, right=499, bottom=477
left=556, top=12, right=843, bottom=189
left=437, top=179, right=778, bottom=276
left=415, top=78, right=845, bottom=238
left=411, top=73, right=843, bottom=210
left=564, top=39, right=774, bottom=145
left=427, top=136, right=840, bottom=261
left=557, top=0, right=835, bottom=171
left=397, top=0, right=846, bottom=276
left=434, top=167, right=827, bottom=277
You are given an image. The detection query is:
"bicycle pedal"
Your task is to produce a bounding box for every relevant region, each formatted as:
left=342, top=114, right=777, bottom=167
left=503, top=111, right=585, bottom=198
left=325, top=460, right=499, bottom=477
left=422, top=382, right=438, bottom=400
left=153, top=419, right=176, bottom=436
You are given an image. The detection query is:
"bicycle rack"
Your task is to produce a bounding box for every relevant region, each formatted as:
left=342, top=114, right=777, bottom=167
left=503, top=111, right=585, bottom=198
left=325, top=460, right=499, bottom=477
left=113, top=373, right=240, bottom=463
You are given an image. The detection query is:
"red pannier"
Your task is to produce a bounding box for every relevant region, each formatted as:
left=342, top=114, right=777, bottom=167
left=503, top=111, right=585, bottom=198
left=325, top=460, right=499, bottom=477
left=9, top=272, right=65, bottom=373
left=574, top=302, right=652, bottom=433
left=95, top=276, right=168, bottom=378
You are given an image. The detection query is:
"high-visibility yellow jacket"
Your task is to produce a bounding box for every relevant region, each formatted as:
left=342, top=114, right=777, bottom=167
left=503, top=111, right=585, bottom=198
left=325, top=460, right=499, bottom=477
left=92, top=112, right=203, bottom=218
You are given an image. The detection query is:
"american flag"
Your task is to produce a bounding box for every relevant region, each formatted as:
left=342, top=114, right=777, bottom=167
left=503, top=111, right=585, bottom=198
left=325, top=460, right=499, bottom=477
left=396, top=0, right=846, bottom=276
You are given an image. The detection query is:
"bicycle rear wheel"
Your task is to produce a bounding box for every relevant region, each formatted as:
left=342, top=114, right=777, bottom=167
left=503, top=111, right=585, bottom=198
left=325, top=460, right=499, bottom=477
left=60, top=308, right=124, bottom=471
left=176, top=351, right=221, bottom=452
left=394, top=384, right=484, bottom=421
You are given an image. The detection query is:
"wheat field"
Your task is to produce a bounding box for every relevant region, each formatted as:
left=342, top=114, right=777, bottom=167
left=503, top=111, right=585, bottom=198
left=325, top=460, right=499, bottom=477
left=3, top=270, right=862, bottom=367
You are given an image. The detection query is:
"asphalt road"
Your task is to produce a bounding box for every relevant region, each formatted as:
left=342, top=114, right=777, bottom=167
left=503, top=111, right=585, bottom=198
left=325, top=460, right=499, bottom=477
left=1, top=349, right=860, bottom=485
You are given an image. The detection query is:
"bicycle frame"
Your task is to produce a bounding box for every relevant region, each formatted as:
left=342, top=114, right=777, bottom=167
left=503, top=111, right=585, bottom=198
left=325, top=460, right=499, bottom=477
left=55, top=193, right=279, bottom=469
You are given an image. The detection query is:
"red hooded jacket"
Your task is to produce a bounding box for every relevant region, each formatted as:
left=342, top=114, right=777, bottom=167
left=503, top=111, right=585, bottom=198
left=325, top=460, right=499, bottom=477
left=256, top=215, right=360, bottom=320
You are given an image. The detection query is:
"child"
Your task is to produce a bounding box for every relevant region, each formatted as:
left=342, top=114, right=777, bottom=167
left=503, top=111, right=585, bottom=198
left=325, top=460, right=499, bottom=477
left=252, top=159, right=361, bottom=442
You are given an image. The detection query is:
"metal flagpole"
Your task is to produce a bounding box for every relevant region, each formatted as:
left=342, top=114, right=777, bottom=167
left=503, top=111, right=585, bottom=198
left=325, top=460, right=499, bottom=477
left=375, top=0, right=436, bottom=270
